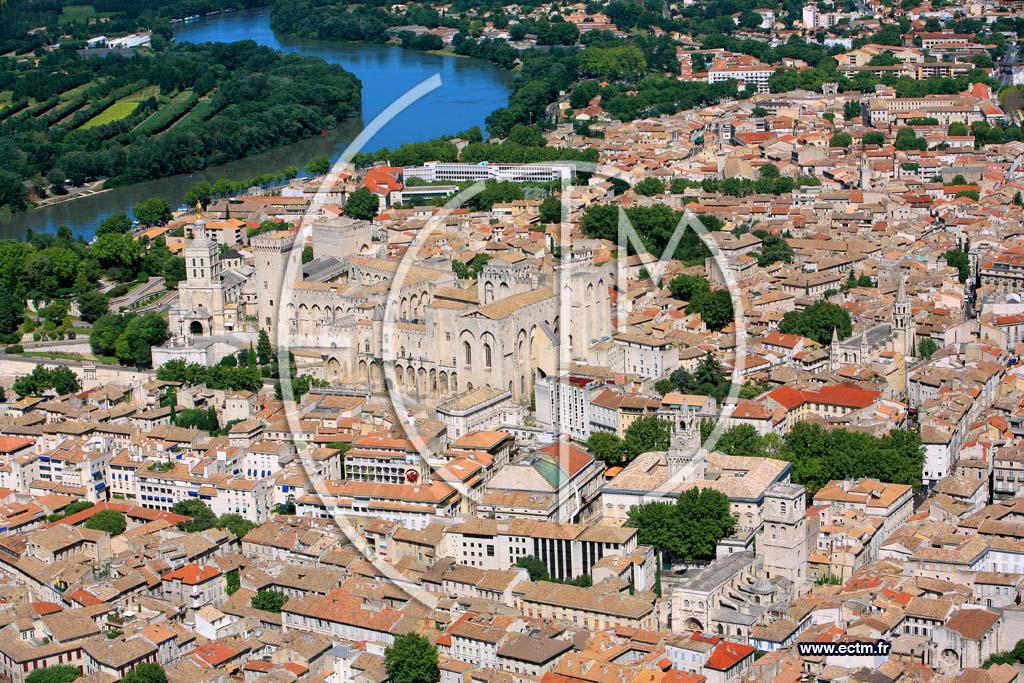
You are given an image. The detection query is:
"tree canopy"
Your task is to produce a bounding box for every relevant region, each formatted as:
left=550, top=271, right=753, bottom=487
left=84, top=509, right=126, bottom=536
left=251, top=589, right=289, bottom=613
left=627, top=488, right=735, bottom=563
left=12, top=365, right=81, bottom=397
left=121, top=664, right=167, bottom=683
left=385, top=633, right=440, bottom=683
left=345, top=187, right=379, bottom=220
left=25, top=666, right=81, bottom=683
left=778, top=422, right=924, bottom=495
left=778, top=301, right=852, bottom=346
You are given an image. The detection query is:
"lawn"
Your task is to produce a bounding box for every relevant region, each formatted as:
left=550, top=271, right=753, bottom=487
left=81, top=100, right=139, bottom=129
left=59, top=4, right=115, bottom=25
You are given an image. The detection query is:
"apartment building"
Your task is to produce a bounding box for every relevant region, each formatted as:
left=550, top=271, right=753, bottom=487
left=161, top=564, right=226, bottom=616
left=706, top=54, right=774, bottom=93
left=440, top=518, right=649, bottom=584
left=403, top=161, right=576, bottom=184
left=813, top=479, right=914, bottom=537
left=514, top=581, right=658, bottom=630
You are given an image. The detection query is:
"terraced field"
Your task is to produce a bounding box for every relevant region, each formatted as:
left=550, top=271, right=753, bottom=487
left=81, top=99, right=140, bottom=128
left=132, top=90, right=196, bottom=135
left=80, top=85, right=162, bottom=129
left=172, top=96, right=215, bottom=129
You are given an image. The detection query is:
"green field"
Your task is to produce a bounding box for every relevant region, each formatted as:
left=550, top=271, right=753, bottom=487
left=132, top=89, right=194, bottom=134
left=175, top=97, right=214, bottom=128
left=80, top=86, right=161, bottom=129
left=59, top=4, right=115, bottom=25
left=130, top=85, right=161, bottom=100
left=81, top=100, right=139, bottom=128
left=59, top=83, right=92, bottom=102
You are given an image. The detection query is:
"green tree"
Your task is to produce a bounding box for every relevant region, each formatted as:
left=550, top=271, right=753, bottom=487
left=76, top=291, right=109, bottom=323
left=25, top=666, right=81, bottom=683
left=895, top=127, right=928, bottom=151
left=84, top=510, right=126, bottom=536
left=344, top=187, right=379, bottom=220
left=983, top=638, right=1024, bottom=668
left=184, top=181, right=214, bottom=209
left=12, top=366, right=81, bottom=397
left=623, top=416, right=671, bottom=461
left=306, top=155, right=331, bottom=176
left=757, top=234, right=794, bottom=266
left=863, top=131, right=885, bottom=146
left=948, top=121, right=969, bottom=137
left=944, top=248, right=971, bottom=283
left=120, top=664, right=167, bottom=683
left=114, top=313, right=168, bottom=366
left=779, top=422, right=924, bottom=494
left=48, top=366, right=81, bottom=395
left=829, top=132, right=853, bottom=148
left=172, top=499, right=218, bottom=532
left=93, top=232, right=143, bottom=271
left=635, top=178, right=665, bottom=196
left=570, top=80, right=600, bottom=109
left=715, top=424, right=771, bottom=456
left=515, top=555, right=550, bottom=581
left=218, top=514, right=256, bottom=539
left=225, top=568, right=240, bottom=595
left=508, top=124, right=546, bottom=147
left=691, top=352, right=728, bottom=399
left=384, top=633, right=440, bottom=683
left=539, top=195, right=562, bottom=223
left=844, top=100, right=861, bottom=121
left=918, top=337, right=938, bottom=359
left=0, top=289, right=25, bottom=340
left=133, top=198, right=173, bottom=226
left=257, top=329, right=273, bottom=366
left=694, top=289, right=734, bottom=332
left=668, top=274, right=710, bottom=302
left=90, top=313, right=129, bottom=357
left=779, top=301, right=852, bottom=345
left=585, top=431, right=626, bottom=464
left=627, top=488, right=735, bottom=563
left=95, top=212, right=132, bottom=237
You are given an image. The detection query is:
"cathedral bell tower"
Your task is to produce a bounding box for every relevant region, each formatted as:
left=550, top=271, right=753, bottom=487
left=893, top=275, right=914, bottom=356
left=667, top=413, right=705, bottom=483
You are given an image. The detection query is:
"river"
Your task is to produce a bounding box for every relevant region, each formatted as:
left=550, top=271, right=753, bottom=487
left=0, top=8, right=513, bottom=240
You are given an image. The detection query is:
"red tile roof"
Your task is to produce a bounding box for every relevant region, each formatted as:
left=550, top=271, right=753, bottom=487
left=705, top=641, right=755, bottom=671
left=162, top=563, right=221, bottom=585
left=538, top=442, right=595, bottom=476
